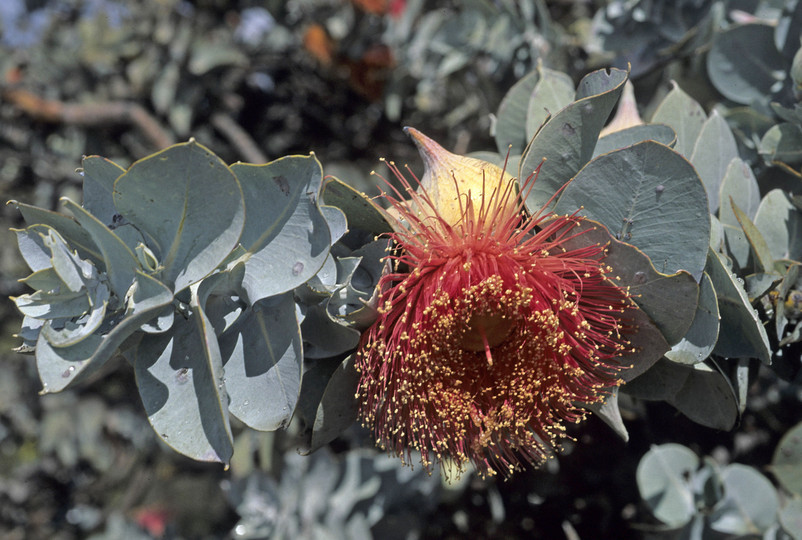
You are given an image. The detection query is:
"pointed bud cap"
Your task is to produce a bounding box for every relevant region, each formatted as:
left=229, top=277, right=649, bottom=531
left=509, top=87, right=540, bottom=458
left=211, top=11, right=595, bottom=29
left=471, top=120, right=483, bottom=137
left=404, top=127, right=517, bottom=230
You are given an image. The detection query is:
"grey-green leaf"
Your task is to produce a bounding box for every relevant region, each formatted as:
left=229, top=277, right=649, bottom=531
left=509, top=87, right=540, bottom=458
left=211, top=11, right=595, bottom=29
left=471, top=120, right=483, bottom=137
left=706, top=249, right=771, bottom=362
left=636, top=443, right=699, bottom=528
left=709, top=464, right=779, bottom=535
left=9, top=201, right=100, bottom=263
left=309, top=355, right=360, bottom=453
left=651, top=83, right=707, bottom=158
left=754, top=189, right=802, bottom=262
left=668, top=361, right=738, bottom=430
left=771, top=420, right=802, bottom=497
left=665, top=272, right=719, bottom=365
left=525, top=64, right=575, bottom=143
left=690, top=110, right=739, bottom=213
left=80, top=155, right=125, bottom=224
left=38, top=271, right=173, bottom=393
left=219, top=292, right=303, bottom=431
left=133, top=282, right=232, bottom=464
left=113, top=140, right=245, bottom=292
left=495, top=69, right=540, bottom=155
left=593, top=123, right=677, bottom=157
left=718, top=158, right=761, bottom=228
left=62, top=199, right=140, bottom=302
left=231, top=156, right=331, bottom=302
left=553, top=141, right=710, bottom=281
left=520, top=67, right=628, bottom=211
left=707, top=23, right=788, bottom=105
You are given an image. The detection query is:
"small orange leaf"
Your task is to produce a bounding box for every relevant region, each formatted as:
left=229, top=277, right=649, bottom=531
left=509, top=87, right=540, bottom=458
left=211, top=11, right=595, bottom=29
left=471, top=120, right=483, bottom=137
left=303, top=24, right=336, bottom=66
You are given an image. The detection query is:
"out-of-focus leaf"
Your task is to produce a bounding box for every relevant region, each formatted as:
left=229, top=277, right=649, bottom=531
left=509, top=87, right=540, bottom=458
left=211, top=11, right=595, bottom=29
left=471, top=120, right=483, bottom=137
left=718, top=158, right=761, bottom=228
left=772, top=421, right=802, bottom=497
left=707, top=23, right=787, bottom=105
left=231, top=156, right=331, bottom=302
left=133, top=281, right=232, bottom=464
left=690, top=111, right=739, bottom=213
left=219, top=292, right=303, bottom=432
left=776, top=0, right=802, bottom=59
left=709, top=464, right=779, bottom=535
left=554, top=141, right=710, bottom=281
left=636, top=444, right=699, bottom=528
left=754, top=189, right=802, bottom=262
left=779, top=498, right=802, bottom=539
left=113, top=140, right=245, bottom=292
left=729, top=199, right=776, bottom=274
left=761, top=123, right=802, bottom=167
left=520, top=67, right=628, bottom=211
left=38, top=271, right=173, bottom=393
left=665, top=272, right=719, bottom=365
left=495, top=69, right=539, bottom=155
left=188, top=41, right=248, bottom=75
left=651, top=83, right=707, bottom=158
left=706, top=249, right=771, bottom=362
left=525, top=64, right=575, bottom=143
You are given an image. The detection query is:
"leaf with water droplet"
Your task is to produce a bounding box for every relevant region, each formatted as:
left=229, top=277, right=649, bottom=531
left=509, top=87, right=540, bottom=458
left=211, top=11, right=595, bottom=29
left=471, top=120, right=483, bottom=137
left=218, top=291, right=302, bottom=431
left=554, top=141, right=710, bottom=281
left=133, top=279, right=232, bottom=464
left=37, top=271, right=173, bottom=393
left=231, top=155, right=332, bottom=302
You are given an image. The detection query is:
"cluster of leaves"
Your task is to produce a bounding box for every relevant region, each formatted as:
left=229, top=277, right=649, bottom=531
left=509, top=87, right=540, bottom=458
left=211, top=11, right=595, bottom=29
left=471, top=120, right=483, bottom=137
left=474, top=4, right=802, bottom=525
left=9, top=140, right=391, bottom=464
left=636, top=425, right=802, bottom=537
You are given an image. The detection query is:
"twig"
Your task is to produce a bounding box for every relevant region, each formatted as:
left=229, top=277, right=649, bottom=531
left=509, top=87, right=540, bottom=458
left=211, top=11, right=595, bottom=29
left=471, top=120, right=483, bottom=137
left=210, top=112, right=268, bottom=163
left=2, top=88, right=175, bottom=150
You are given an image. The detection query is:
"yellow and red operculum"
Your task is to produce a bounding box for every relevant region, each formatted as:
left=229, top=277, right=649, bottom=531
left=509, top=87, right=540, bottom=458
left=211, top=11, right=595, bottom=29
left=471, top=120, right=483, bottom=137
left=355, top=130, right=633, bottom=477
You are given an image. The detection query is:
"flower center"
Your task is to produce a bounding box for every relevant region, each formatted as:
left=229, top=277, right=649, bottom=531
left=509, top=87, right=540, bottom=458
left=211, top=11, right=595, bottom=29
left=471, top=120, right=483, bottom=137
left=460, top=312, right=516, bottom=352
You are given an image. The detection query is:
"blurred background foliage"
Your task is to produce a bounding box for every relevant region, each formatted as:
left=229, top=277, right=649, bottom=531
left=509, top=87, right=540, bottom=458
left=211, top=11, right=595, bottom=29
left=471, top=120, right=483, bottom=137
left=2, top=0, right=802, bottom=538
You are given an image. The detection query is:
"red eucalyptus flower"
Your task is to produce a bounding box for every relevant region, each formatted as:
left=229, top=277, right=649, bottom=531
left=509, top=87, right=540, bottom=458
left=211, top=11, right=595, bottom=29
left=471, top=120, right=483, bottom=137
left=356, top=128, right=635, bottom=477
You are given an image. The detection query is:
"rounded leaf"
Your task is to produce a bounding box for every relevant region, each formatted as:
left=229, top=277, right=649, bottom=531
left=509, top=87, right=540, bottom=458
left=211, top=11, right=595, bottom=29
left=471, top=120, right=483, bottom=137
left=707, top=23, right=788, bottom=105
left=113, top=140, right=245, bottom=292
left=553, top=141, right=710, bottom=281
left=710, top=464, right=779, bottom=535
left=650, top=83, right=706, bottom=158
left=637, top=443, right=699, bottom=528
left=772, top=421, right=802, bottom=497
left=665, top=272, right=719, bottom=365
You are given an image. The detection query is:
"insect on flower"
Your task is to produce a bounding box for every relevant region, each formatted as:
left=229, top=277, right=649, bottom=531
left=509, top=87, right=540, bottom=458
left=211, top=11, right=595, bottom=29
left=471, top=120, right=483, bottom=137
left=355, top=128, right=636, bottom=478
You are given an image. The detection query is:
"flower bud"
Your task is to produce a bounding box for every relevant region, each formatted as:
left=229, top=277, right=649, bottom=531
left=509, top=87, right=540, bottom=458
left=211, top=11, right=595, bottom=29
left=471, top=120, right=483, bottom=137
left=404, top=127, right=517, bottom=230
